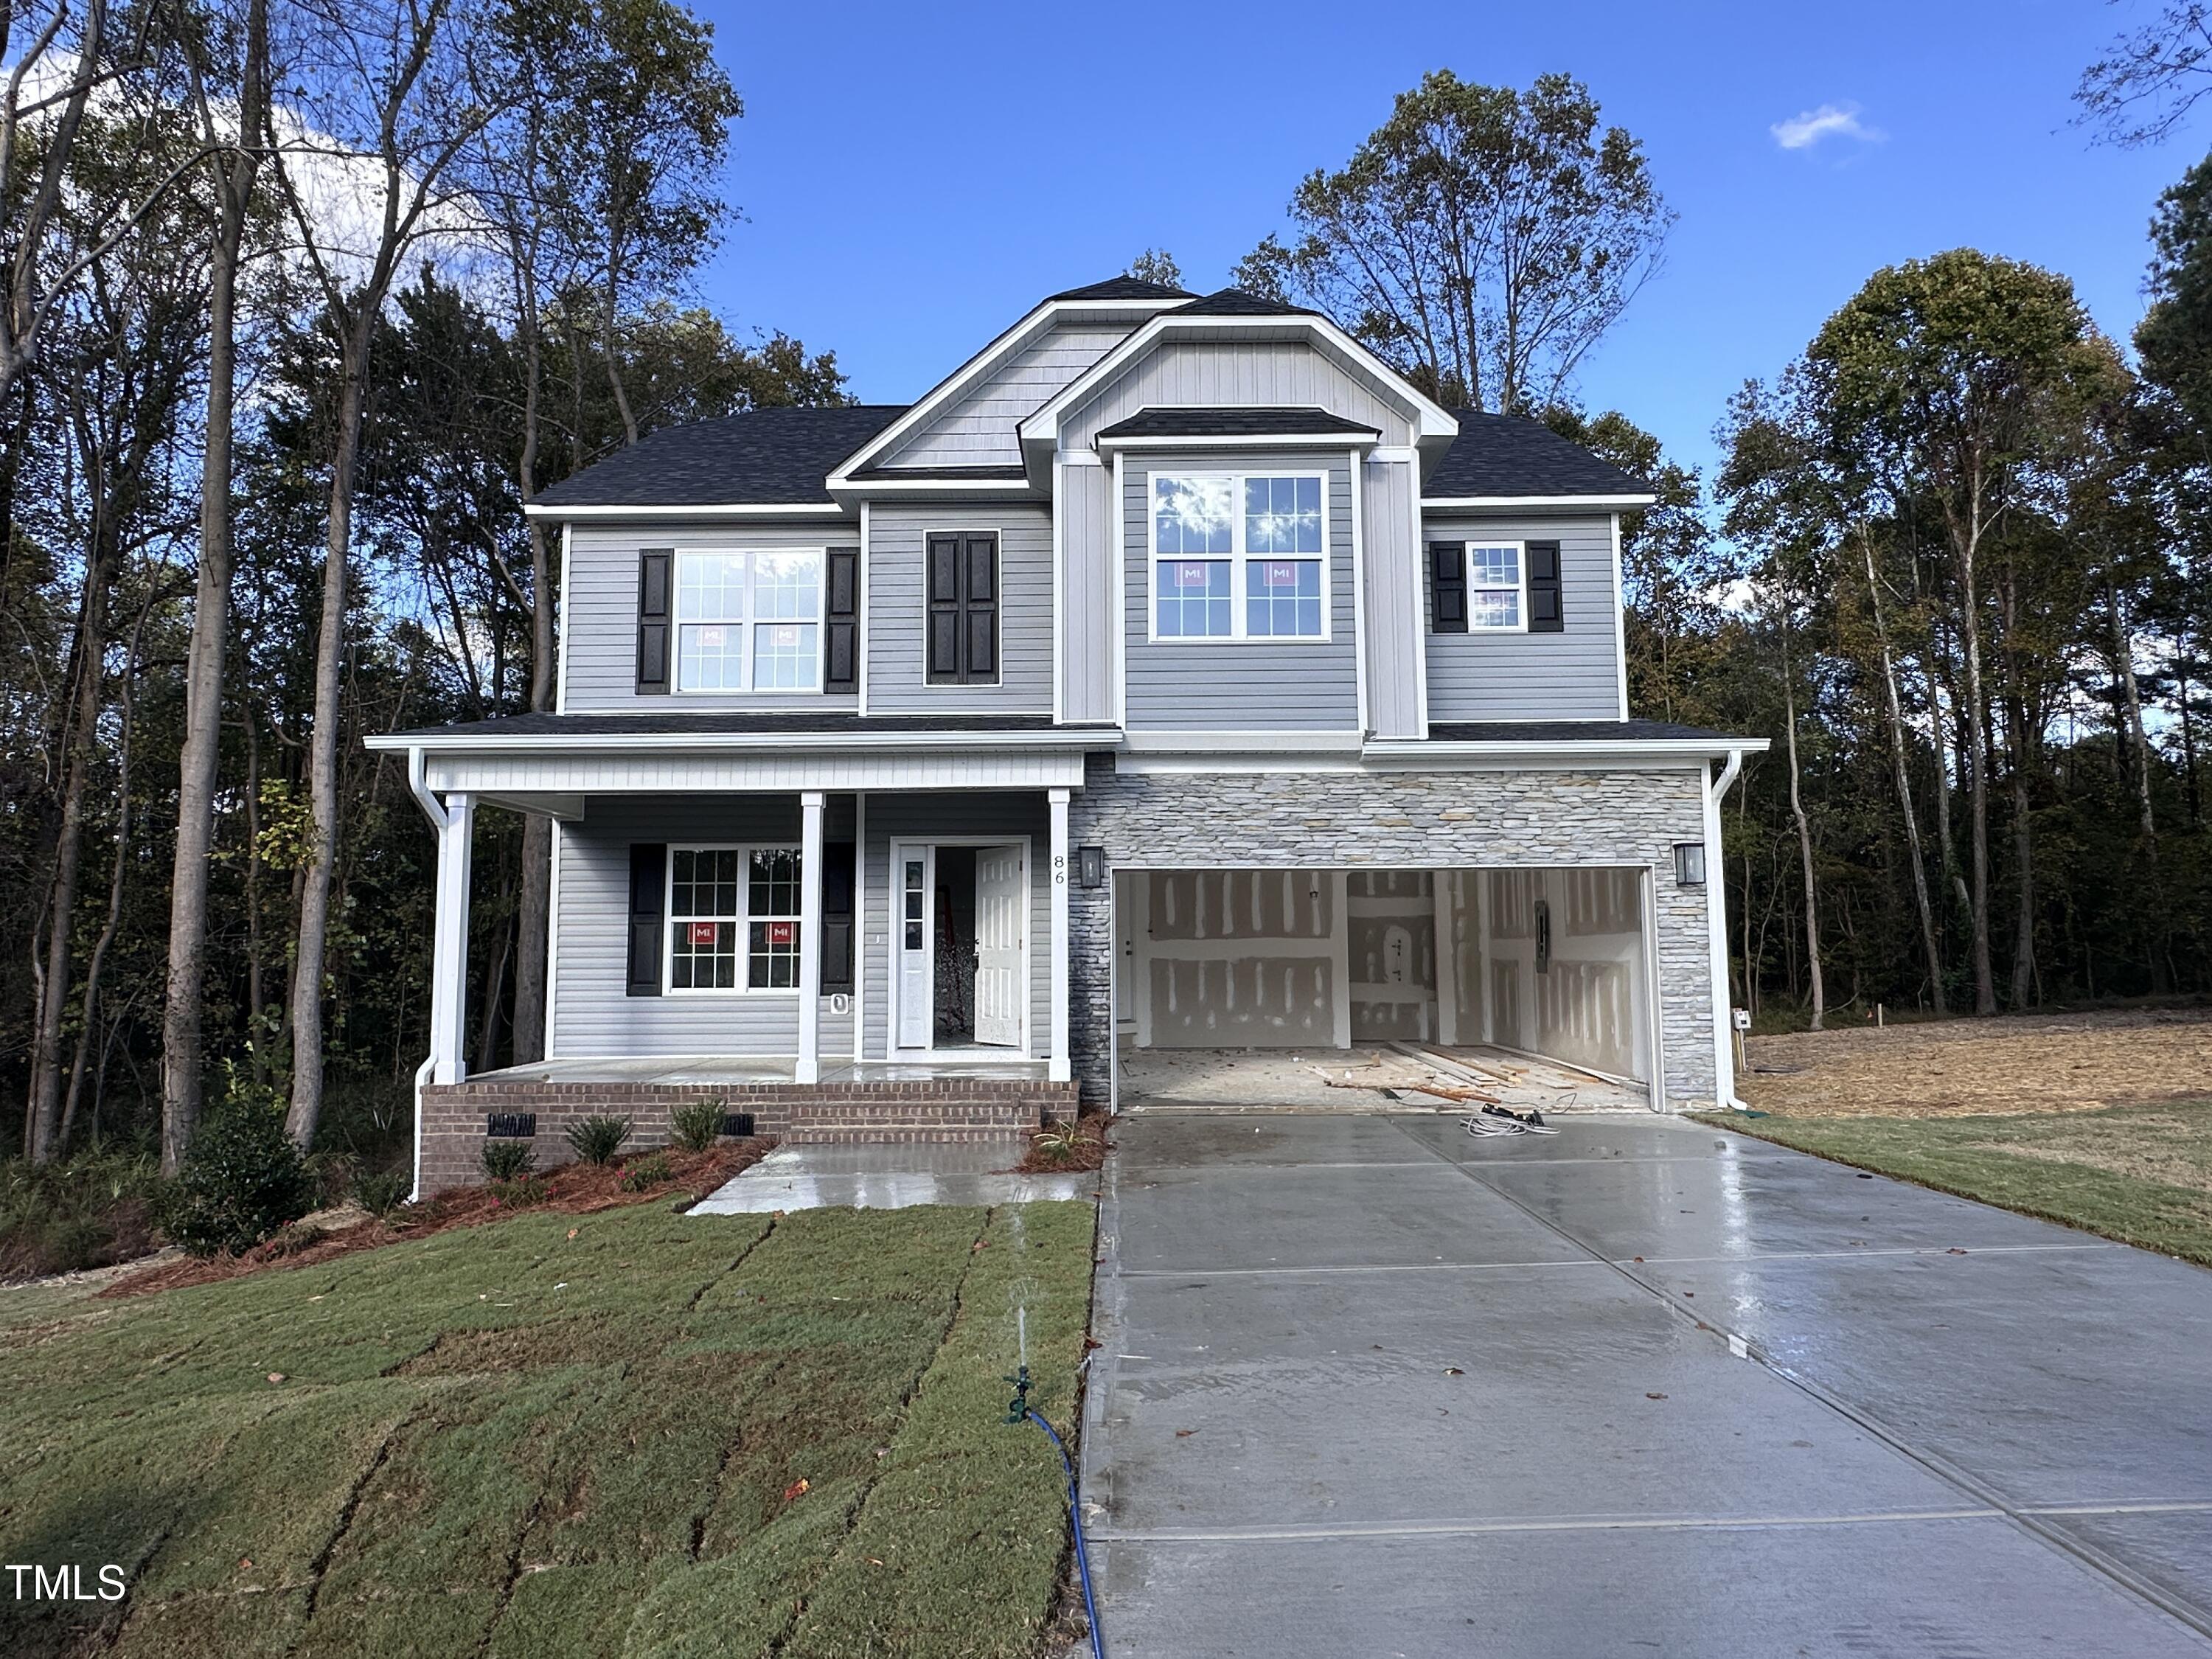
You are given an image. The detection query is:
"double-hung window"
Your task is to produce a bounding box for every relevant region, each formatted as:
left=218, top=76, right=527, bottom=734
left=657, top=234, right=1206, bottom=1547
left=1467, top=544, right=1525, bottom=630
left=1151, top=472, right=1327, bottom=641
left=667, top=846, right=804, bottom=992
left=674, top=550, right=823, bottom=692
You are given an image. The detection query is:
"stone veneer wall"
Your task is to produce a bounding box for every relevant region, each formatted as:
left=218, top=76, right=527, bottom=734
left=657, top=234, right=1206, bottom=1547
left=417, top=1079, right=1072, bottom=1197
left=1065, top=757, right=1718, bottom=1110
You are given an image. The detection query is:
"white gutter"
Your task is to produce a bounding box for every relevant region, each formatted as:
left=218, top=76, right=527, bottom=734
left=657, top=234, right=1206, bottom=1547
left=522, top=501, right=850, bottom=521
left=1422, top=494, right=1657, bottom=510
left=364, top=727, right=1121, bottom=755
left=402, top=746, right=450, bottom=1205
left=1703, top=745, right=1754, bottom=1113
left=1366, top=737, right=1771, bottom=766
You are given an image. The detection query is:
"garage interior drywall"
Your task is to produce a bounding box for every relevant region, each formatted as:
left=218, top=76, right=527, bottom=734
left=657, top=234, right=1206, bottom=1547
left=1114, top=865, right=1652, bottom=1082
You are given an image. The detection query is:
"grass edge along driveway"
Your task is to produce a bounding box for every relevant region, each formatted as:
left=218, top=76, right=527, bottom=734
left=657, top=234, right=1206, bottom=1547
left=0, top=1197, right=1096, bottom=1659
left=1697, top=1100, right=2212, bottom=1267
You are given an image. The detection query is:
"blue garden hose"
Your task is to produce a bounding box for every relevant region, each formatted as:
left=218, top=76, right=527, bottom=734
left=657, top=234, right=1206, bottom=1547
left=1008, top=1367, right=1105, bottom=1658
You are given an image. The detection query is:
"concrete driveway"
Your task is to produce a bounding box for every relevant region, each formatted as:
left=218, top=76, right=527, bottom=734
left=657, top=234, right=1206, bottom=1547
left=1080, top=1112, right=2212, bottom=1658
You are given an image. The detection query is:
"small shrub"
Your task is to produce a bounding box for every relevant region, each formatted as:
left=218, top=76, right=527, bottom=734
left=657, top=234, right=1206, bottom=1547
left=668, top=1098, right=724, bottom=1153
left=566, top=1115, right=632, bottom=1166
left=490, top=1176, right=548, bottom=1208
left=619, top=1154, right=673, bottom=1193
left=354, top=1169, right=410, bottom=1217
left=1029, top=1124, right=1088, bottom=1164
left=480, top=1139, right=537, bottom=1182
left=159, top=1102, right=319, bottom=1257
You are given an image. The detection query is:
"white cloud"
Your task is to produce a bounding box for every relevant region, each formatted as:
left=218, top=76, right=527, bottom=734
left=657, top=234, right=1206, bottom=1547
left=1770, top=102, right=1884, bottom=151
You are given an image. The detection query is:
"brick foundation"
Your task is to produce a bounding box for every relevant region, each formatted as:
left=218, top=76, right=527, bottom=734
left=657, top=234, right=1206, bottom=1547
left=417, top=1078, right=1074, bottom=1197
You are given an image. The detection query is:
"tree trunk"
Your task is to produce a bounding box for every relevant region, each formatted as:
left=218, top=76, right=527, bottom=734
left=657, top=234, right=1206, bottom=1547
left=26, top=546, right=113, bottom=1162
left=2008, top=700, right=2037, bottom=1008
left=1952, top=502, right=1997, bottom=1015
left=1864, top=532, right=1944, bottom=1015
left=2109, top=579, right=2171, bottom=993
left=285, top=344, right=370, bottom=1151
left=1782, top=633, right=1825, bottom=1031
left=508, top=303, right=554, bottom=1062
left=162, top=0, right=266, bottom=1171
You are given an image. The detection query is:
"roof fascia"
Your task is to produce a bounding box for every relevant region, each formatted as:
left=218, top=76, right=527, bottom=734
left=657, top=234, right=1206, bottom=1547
left=1095, top=428, right=1381, bottom=453
left=1364, top=736, right=1771, bottom=767
left=1422, top=494, right=1659, bottom=512
left=523, top=501, right=855, bottom=522
left=364, top=726, right=1122, bottom=755
left=826, top=296, right=1181, bottom=487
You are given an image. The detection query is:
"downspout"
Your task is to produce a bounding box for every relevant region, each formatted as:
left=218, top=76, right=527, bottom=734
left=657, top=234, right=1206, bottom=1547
left=1703, top=747, right=1750, bottom=1112
left=404, top=745, right=451, bottom=1201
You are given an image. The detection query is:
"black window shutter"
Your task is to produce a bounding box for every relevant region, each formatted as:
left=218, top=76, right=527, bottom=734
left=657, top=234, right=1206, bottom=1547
left=821, top=840, right=857, bottom=992
left=825, top=548, right=859, bottom=690
left=626, top=844, right=666, bottom=996
left=926, top=534, right=962, bottom=680
left=964, top=534, right=998, bottom=678
left=636, top=550, right=672, bottom=692
left=1429, top=543, right=1467, bottom=634
left=1527, top=540, right=1564, bottom=633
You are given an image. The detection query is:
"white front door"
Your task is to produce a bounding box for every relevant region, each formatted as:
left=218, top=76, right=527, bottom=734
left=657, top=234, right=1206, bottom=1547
left=973, top=844, right=1026, bottom=1048
left=897, top=851, right=931, bottom=1050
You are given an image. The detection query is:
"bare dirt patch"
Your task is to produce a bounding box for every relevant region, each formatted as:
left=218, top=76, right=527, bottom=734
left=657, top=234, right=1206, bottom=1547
left=1739, top=1004, right=2212, bottom=1119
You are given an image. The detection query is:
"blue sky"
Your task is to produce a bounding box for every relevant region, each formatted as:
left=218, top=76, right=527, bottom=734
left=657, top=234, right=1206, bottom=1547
left=689, top=0, right=2202, bottom=481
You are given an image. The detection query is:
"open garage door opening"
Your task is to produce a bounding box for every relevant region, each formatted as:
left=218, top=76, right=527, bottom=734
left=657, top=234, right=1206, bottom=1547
left=1112, top=866, right=1658, bottom=1114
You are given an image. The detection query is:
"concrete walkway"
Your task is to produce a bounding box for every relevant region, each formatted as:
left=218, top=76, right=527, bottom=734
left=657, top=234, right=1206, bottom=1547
left=1082, top=1111, right=2212, bottom=1657
left=689, top=1141, right=1096, bottom=1213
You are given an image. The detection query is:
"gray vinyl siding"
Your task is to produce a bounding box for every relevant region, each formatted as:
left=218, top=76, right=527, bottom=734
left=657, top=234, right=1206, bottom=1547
left=549, top=796, right=855, bottom=1059
left=882, top=321, right=1135, bottom=469
left=1421, top=513, right=1625, bottom=723
left=1058, top=459, right=1116, bottom=723
left=1360, top=456, right=1422, bottom=738
left=561, top=520, right=859, bottom=714
left=1062, top=336, right=1417, bottom=449
left=863, top=502, right=1053, bottom=714
left=1121, top=453, right=1360, bottom=733
left=859, top=792, right=1053, bottom=1060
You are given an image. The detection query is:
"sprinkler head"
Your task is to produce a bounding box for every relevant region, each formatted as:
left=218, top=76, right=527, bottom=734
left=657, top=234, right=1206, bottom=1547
left=1002, top=1364, right=1032, bottom=1425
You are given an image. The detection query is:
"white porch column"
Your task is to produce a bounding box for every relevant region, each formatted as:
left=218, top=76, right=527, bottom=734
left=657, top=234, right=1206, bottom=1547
left=1048, top=787, right=1072, bottom=1083
left=428, top=792, right=474, bottom=1085
left=797, top=791, right=825, bottom=1084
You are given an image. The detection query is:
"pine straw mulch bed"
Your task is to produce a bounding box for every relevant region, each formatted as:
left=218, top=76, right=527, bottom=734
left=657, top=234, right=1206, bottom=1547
left=1739, top=1003, right=2212, bottom=1119
left=98, top=1138, right=776, bottom=1299
left=1010, top=1116, right=1114, bottom=1175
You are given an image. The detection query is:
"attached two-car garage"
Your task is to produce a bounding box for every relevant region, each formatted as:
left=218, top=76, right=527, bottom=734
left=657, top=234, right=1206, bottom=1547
left=1110, top=864, right=1658, bottom=1109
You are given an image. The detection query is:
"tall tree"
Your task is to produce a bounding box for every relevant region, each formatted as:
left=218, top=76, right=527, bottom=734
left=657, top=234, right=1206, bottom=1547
left=1234, top=71, right=1670, bottom=411
left=161, top=0, right=271, bottom=1172
left=2076, top=1, right=2212, bottom=146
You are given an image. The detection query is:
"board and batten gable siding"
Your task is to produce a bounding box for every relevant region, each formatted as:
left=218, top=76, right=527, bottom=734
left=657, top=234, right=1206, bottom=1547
left=1121, top=453, right=1359, bottom=733
left=1057, top=459, right=1116, bottom=723
left=863, top=502, right=1053, bottom=714
left=880, top=321, right=1136, bottom=470
left=550, top=795, right=855, bottom=1059
left=858, top=792, right=1053, bottom=1060
left=1420, top=512, right=1624, bottom=722
left=1059, top=335, right=1417, bottom=449
left=561, top=520, right=859, bottom=713
left=1360, top=455, right=1422, bottom=737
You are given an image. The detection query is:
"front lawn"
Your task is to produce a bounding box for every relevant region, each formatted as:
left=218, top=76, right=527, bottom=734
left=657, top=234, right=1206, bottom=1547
left=1700, top=1099, right=2212, bottom=1266
left=0, top=1197, right=1096, bottom=1658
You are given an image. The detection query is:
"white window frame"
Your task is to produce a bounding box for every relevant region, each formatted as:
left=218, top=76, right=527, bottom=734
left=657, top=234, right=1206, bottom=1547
left=672, top=547, right=829, bottom=695
left=664, top=842, right=805, bottom=997
left=1465, top=540, right=1530, bottom=634
left=1145, top=470, right=1332, bottom=644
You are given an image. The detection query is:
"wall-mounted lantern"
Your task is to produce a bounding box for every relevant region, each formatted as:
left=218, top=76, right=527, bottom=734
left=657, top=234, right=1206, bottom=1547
left=1673, top=841, right=1708, bottom=887
left=1077, top=846, right=1107, bottom=889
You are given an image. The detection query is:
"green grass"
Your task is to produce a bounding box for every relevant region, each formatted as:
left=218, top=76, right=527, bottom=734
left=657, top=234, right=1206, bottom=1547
left=1698, top=1099, right=2212, bottom=1265
left=0, top=1197, right=1097, bottom=1658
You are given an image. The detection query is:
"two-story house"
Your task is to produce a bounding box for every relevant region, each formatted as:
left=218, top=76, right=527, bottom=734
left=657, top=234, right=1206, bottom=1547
left=369, top=276, right=1764, bottom=1196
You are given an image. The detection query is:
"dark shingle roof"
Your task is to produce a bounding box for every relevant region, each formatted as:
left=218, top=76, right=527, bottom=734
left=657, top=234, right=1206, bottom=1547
left=1425, top=411, right=1649, bottom=501
left=1096, top=406, right=1380, bottom=442
left=1168, top=288, right=1317, bottom=318
left=390, top=711, right=1118, bottom=742
left=531, top=405, right=908, bottom=509
left=1425, top=720, right=1744, bottom=745
left=1048, top=276, right=1197, bottom=302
